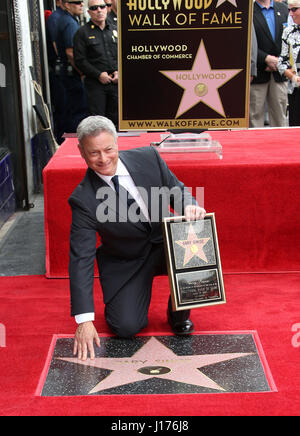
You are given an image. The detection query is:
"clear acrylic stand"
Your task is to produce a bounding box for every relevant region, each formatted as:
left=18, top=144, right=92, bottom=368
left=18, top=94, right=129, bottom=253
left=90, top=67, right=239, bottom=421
left=151, top=132, right=223, bottom=159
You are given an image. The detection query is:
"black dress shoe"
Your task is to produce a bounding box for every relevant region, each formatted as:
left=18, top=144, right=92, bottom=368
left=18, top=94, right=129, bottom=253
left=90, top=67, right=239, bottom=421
left=167, top=309, right=194, bottom=335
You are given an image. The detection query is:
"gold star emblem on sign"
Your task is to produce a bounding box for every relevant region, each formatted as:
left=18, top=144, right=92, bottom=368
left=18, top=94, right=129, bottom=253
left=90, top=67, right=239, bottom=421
left=216, top=0, right=238, bottom=7
left=160, top=40, right=242, bottom=118
left=175, top=224, right=210, bottom=266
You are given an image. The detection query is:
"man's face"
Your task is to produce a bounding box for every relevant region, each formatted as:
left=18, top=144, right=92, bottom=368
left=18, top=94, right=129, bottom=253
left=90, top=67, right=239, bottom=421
left=88, top=0, right=108, bottom=25
left=289, top=4, right=300, bottom=25
left=105, top=1, right=112, bottom=12
left=65, top=0, right=84, bottom=16
left=79, top=131, right=119, bottom=176
left=111, top=0, right=117, bottom=13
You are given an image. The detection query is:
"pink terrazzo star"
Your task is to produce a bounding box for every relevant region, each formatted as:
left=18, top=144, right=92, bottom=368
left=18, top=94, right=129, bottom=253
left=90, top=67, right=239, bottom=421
left=58, top=337, right=253, bottom=394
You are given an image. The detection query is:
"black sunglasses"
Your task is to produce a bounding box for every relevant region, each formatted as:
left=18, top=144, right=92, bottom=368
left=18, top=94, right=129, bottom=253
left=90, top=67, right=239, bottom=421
left=106, top=3, right=112, bottom=6
left=67, top=1, right=84, bottom=4
left=89, top=4, right=107, bottom=10
left=289, top=7, right=300, bottom=12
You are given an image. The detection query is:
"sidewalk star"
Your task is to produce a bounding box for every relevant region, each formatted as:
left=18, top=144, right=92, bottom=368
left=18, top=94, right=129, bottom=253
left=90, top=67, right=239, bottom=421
left=58, top=336, right=253, bottom=394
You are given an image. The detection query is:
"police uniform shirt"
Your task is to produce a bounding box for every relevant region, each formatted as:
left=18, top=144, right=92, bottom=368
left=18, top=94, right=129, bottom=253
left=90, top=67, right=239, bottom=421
left=56, top=9, right=80, bottom=66
left=47, top=6, right=65, bottom=44
left=73, top=20, right=118, bottom=80
left=106, top=10, right=117, bottom=27
left=46, top=6, right=65, bottom=67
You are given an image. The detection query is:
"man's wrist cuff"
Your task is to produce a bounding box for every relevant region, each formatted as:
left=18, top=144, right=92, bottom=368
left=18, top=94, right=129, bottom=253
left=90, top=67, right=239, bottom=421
left=75, top=313, right=95, bottom=324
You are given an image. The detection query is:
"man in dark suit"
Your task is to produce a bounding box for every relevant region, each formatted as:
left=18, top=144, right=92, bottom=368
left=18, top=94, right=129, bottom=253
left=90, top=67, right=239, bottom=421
left=69, top=116, right=206, bottom=360
left=250, top=0, right=289, bottom=127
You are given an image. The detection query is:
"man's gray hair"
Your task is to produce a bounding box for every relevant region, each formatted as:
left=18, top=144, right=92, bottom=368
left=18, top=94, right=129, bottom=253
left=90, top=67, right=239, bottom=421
left=77, top=116, right=118, bottom=146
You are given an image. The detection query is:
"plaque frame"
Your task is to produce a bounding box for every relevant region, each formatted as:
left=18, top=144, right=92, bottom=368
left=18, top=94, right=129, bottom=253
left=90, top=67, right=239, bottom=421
left=162, top=213, right=226, bottom=311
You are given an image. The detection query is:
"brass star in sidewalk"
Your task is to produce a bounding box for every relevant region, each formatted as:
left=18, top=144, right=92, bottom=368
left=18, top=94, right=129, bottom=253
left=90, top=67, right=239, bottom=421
left=58, top=337, right=253, bottom=394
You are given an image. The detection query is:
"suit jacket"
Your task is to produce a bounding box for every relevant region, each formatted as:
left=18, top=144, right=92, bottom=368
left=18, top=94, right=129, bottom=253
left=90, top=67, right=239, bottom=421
left=252, top=1, right=288, bottom=84
left=68, top=146, right=196, bottom=316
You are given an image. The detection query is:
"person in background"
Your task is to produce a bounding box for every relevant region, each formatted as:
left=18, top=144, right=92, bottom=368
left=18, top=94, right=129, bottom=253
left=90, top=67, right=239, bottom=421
left=73, top=0, right=118, bottom=127
left=46, top=0, right=66, bottom=143
left=276, top=0, right=295, bottom=23
left=105, top=1, right=112, bottom=14
left=45, top=10, right=52, bottom=22
left=250, top=0, right=289, bottom=127
left=278, top=1, right=300, bottom=125
left=55, top=0, right=87, bottom=133
left=106, top=0, right=117, bottom=26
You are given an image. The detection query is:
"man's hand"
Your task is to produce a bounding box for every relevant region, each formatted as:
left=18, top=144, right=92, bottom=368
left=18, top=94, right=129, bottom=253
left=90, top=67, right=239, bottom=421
left=99, top=72, right=112, bottom=85
left=110, top=71, right=118, bottom=84
left=265, top=55, right=278, bottom=72
left=185, top=205, right=206, bottom=221
left=291, top=74, right=300, bottom=87
left=73, top=321, right=100, bottom=361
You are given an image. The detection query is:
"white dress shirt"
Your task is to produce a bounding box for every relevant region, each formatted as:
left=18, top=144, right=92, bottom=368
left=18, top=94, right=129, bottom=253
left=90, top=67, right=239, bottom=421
left=75, top=159, right=149, bottom=324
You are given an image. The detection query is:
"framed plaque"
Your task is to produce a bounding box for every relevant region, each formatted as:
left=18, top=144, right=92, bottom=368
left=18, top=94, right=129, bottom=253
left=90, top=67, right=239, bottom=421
left=162, top=213, right=226, bottom=311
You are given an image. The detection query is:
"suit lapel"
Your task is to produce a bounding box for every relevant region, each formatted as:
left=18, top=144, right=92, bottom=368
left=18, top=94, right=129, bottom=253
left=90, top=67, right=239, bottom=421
left=274, top=3, right=285, bottom=47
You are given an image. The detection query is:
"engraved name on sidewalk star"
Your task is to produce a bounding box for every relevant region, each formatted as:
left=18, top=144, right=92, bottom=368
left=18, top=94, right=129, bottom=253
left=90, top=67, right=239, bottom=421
left=58, top=337, right=253, bottom=394
left=175, top=224, right=210, bottom=266
left=160, top=40, right=242, bottom=118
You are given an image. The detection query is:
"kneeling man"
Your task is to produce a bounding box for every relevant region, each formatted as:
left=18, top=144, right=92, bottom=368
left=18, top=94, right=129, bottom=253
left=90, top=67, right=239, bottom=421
left=69, top=116, right=206, bottom=360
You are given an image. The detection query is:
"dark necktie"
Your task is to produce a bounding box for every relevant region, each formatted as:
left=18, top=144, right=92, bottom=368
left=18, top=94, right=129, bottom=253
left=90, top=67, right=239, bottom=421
left=111, top=175, right=137, bottom=209
left=111, top=175, right=150, bottom=229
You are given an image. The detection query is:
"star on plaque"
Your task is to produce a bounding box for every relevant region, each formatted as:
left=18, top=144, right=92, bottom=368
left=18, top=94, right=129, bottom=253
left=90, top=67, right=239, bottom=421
left=160, top=40, right=242, bottom=118
left=58, top=337, right=253, bottom=394
left=175, top=224, right=210, bottom=266
left=216, top=0, right=238, bottom=7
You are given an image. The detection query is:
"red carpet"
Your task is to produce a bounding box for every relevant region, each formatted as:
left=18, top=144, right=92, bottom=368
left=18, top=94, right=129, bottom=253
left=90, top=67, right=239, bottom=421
left=43, top=128, right=300, bottom=277
left=2, top=128, right=300, bottom=416
left=0, top=273, right=299, bottom=416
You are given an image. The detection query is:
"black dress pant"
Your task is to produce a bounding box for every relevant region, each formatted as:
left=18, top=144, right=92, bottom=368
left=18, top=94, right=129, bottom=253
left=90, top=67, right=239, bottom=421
left=288, top=88, right=300, bottom=126
left=48, top=70, right=66, bottom=143
left=61, top=73, right=87, bottom=133
left=104, top=243, right=190, bottom=338
left=84, top=77, right=118, bottom=128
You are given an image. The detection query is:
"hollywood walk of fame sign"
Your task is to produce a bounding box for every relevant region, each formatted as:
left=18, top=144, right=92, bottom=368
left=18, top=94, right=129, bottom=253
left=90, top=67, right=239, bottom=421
left=162, top=213, right=225, bottom=311
left=37, top=333, right=277, bottom=397
left=118, top=0, right=253, bottom=131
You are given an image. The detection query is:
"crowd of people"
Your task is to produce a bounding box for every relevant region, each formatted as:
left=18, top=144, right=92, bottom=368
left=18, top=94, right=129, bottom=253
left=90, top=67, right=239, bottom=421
left=251, top=0, right=300, bottom=128
left=45, top=0, right=118, bottom=143
left=45, top=0, right=300, bottom=144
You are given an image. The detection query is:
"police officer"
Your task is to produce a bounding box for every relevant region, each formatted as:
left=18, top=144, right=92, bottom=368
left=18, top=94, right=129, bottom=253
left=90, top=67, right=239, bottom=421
left=73, top=0, right=118, bottom=127
left=106, top=0, right=117, bottom=26
left=55, top=0, right=87, bottom=134
left=46, top=0, right=66, bottom=143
